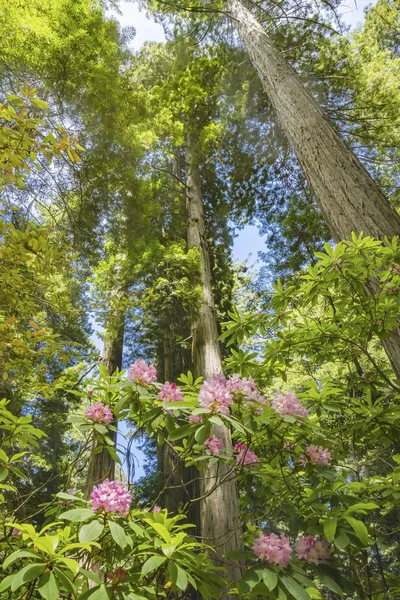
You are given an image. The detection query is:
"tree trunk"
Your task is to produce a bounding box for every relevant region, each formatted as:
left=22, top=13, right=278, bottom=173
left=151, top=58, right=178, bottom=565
left=84, top=289, right=125, bottom=498
left=186, top=134, right=243, bottom=593
left=227, top=0, right=400, bottom=380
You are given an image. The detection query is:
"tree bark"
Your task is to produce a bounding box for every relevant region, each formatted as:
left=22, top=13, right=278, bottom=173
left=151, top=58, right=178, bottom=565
left=84, top=288, right=125, bottom=498
left=227, top=0, right=400, bottom=380
left=186, top=134, right=242, bottom=593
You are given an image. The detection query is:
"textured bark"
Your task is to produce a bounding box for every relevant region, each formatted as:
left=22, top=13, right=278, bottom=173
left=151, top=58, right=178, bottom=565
left=84, top=289, right=125, bottom=499
left=186, top=136, right=243, bottom=592
left=227, top=0, right=400, bottom=380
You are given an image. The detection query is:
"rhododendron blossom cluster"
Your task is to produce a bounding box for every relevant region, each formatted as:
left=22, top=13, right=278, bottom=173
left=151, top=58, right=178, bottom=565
left=90, top=479, right=132, bottom=517
left=158, top=382, right=184, bottom=402
left=85, top=401, right=113, bottom=425
left=128, top=359, right=157, bottom=385
left=226, top=374, right=267, bottom=412
left=204, top=435, right=223, bottom=456
left=151, top=505, right=162, bottom=512
left=189, top=414, right=203, bottom=424
left=199, top=373, right=266, bottom=415
left=305, top=445, right=332, bottom=465
left=272, top=392, right=308, bottom=418
left=234, top=443, right=259, bottom=466
left=199, top=375, right=233, bottom=415
left=252, top=532, right=293, bottom=567
left=295, top=536, right=330, bottom=565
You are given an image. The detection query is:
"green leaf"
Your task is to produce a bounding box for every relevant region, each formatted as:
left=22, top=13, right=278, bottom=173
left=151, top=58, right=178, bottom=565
left=59, top=508, right=95, bottom=522
left=143, top=520, right=171, bottom=542
left=195, top=424, right=211, bottom=444
left=324, top=518, right=338, bottom=542
left=168, top=424, right=193, bottom=441
left=334, top=528, right=350, bottom=549
left=3, top=550, right=41, bottom=570
left=11, top=563, right=46, bottom=592
left=53, top=567, right=77, bottom=594
left=38, top=571, right=59, bottom=599
left=108, top=520, right=130, bottom=549
left=168, top=562, right=188, bottom=591
left=0, top=575, right=13, bottom=593
left=87, top=585, right=110, bottom=599
left=317, top=570, right=344, bottom=596
left=262, top=567, right=278, bottom=591
left=344, top=516, right=369, bottom=545
left=79, top=519, right=104, bottom=543
left=281, top=575, right=311, bottom=600
left=344, top=503, right=379, bottom=516
left=0, top=466, right=8, bottom=482
left=31, top=97, right=48, bottom=110
left=141, top=555, right=167, bottom=576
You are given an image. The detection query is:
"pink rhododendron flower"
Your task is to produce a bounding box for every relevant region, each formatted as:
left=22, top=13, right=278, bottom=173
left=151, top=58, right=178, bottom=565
left=226, top=374, right=267, bottom=413
left=107, top=567, right=128, bottom=583
left=90, top=479, right=132, bottom=517
left=199, top=375, right=233, bottom=416
left=284, top=441, right=296, bottom=452
left=305, top=445, right=331, bottom=466
left=234, top=443, right=259, bottom=466
left=151, top=505, right=162, bottom=512
left=128, top=359, right=157, bottom=385
left=295, top=536, right=330, bottom=565
left=158, top=382, right=184, bottom=402
left=252, top=532, right=293, bottom=568
left=272, top=393, right=308, bottom=418
left=189, top=414, right=203, bottom=424
left=11, top=528, right=21, bottom=537
left=204, top=435, right=223, bottom=456
left=85, top=402, right=113, bottom=425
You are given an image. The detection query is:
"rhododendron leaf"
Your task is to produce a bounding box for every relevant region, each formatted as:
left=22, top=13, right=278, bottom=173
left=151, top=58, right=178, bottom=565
left=79, top=519, right=104, bottom=543
left=281, top=575, right=311, bottom=600
left=143, top=520, right=171, bottom=542
left=53, top=567, right=77, bottom=594
left=38, top=571, right=60, bottom=600
left=141, top=407, right=162, bottom=424
left=195, top=424, right=211, bottom=444
left=141, top=555, right=167, bottom=575
left=306, top=587, right=322, bottom=599
left=56, top=557, right=80, bottom=575
left=94, top=423, right=107, bottom=434
left=108, top=520, right=130, bottom=549
left=3, top=549, right=40, bottom=570
left=344, top=516, right=369, bottom=545
left=0, top=467, right=8, bottom=481
left=209, top=416, right=224, bottom=426
left=59, top=508, right=95, bottom=522
left=84, top=584, right=109, bottom=599
left=343, top=503, right=379, bottom=516
left=334, top=529, right=350, bottom=548
left=55, top=492, right=81, bottom=502
left=169, top=562, right=188, bottom=591
left=168, top=424, right=193, bottom=441
left=11, top=563, right=46, bottom=592
left=262, top=568, right=278, bottom=591
left=277, top=587, right=288, bottom=600
left=238, top=567, right=261, bottom=592
left=317, top=569, right=344, bottom=596
left=324, top=517, right=338, bottom=542
left=0, top=575, right=13, bottom=593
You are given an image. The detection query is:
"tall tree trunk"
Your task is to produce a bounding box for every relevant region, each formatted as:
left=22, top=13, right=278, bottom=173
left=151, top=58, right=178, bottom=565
left=227, top=0, right=400, bottom=379
left=84, top=289, right=125, bottom=498
left=185, top=134, right=242, bottom=593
